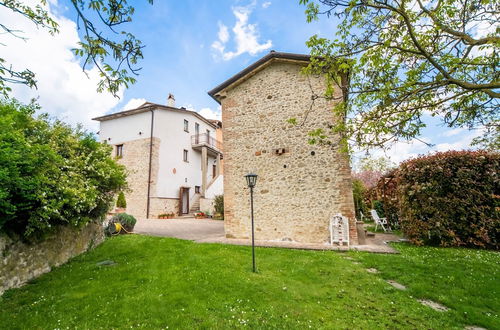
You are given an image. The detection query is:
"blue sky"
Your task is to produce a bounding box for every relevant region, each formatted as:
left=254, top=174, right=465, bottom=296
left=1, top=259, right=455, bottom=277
left=59, top=0, right=336, bottom=112
left=0, top=0, right=482, bottom=164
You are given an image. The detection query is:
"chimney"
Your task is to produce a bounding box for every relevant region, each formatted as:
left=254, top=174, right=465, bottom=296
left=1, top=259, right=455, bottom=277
left=167, top=93, right=175, bottom=107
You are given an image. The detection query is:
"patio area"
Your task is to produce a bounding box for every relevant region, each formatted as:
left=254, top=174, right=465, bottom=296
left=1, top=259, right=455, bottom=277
left=133, top=218, right=400, bottom=253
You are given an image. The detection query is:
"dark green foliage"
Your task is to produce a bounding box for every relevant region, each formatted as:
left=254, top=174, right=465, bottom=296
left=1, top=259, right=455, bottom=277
left=106, top=213, right=136, bottom=234
left=372, top=200, right=385, bottom=218
left=352, top=179, right=367, bottom=220
left=0, top=100, right=127, bottom=239
left=397, top=151, right=499, bottom=248
left=116, top=191, right=127, bottom=208
left=213, top=194, right=224, bottom=219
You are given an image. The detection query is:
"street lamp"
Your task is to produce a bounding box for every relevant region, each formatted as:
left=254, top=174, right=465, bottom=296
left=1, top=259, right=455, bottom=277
left=244, top=173, right=258, bottom=272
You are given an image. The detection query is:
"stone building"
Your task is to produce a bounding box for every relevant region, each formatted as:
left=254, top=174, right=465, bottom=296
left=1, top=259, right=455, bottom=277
left=208, top=51, right=357, bottom=245
left=93, top=97, right=223, bottom=219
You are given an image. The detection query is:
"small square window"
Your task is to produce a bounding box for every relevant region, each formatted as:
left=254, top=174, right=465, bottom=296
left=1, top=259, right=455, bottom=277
left=116, top=144, right=123, bottom=158
left=184, top=119, right=189, bottom=132
left=183, top=149, right=188, bottom=162
left=195, top=186, right=200, bottom=193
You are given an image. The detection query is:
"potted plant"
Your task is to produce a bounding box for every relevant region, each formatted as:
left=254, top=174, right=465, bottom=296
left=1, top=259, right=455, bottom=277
left=213, top=195, right=224, bottom=220
left=194, top=212, right=206, bottom=219
left=158, top=212, right=175, bottom=219
left=115, top=191, right=127, bottom=213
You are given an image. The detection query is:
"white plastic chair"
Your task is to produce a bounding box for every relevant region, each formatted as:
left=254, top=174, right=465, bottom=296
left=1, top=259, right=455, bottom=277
left=330, top=213, right=349, bottom=246
left=370, top=209, right=390, bottom=232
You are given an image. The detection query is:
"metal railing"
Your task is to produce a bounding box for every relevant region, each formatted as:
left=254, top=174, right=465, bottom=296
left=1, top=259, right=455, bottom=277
left=191, top=133, right=222, bottom=151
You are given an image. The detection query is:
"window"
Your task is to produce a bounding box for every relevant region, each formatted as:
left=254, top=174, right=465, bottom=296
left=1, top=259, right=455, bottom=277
left=183, top=149, right=188, bottom=162
left=195, top=186, right=200, bottom=193
left=116, top=144, right=123, bottom=158
left=184, top=119, right=189, bottom=132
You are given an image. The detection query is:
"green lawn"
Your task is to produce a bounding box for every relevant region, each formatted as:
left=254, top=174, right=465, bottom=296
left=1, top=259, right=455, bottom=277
left=0, top=235, right=498, bottom=329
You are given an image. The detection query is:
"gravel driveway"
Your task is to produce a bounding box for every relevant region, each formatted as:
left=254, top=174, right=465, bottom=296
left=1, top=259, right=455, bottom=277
left=133, top=218, right=225, bottom=242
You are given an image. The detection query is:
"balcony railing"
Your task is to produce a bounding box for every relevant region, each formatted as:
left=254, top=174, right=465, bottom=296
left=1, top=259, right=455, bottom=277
left=191, top=133, right=222, bottom=152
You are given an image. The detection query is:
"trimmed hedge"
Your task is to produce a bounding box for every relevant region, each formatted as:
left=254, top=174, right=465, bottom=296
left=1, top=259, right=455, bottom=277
left=397, top=150, right=499, bottom=249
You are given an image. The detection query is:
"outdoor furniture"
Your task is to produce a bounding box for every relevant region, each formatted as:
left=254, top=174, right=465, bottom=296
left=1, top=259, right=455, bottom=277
left=370, top=209, right=390, bottom=232
left=330, top=213, right=349, bottom=246
left=358, top=211, right=367, bottom=222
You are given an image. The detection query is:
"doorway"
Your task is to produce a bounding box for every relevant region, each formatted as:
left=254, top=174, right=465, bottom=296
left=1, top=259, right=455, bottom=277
left=179, top=187, right=190, bottom=214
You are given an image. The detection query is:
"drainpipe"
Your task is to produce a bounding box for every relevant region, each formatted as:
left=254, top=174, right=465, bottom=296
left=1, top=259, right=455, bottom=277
left=146, top=108, right=155, bottom=219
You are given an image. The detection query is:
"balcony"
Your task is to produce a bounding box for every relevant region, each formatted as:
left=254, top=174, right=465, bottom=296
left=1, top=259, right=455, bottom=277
left=191, top=133, right=222, bottom=156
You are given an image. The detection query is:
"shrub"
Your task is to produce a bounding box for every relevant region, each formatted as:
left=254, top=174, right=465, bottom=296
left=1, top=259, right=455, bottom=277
left=397, top=150, right=499, bottom=249
left=116, top=191, right=127, bottom=208
left=214, top=194, right=224, bottom=218
left=106, top=213, right=137, bottom=235
left=0, top=100, right=127, bottom=239
left=352, top=179, right=368, bottom=220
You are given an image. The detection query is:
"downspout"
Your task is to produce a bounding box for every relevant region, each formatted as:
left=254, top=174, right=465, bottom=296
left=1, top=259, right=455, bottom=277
left=146, top=108, right=155, bottom=219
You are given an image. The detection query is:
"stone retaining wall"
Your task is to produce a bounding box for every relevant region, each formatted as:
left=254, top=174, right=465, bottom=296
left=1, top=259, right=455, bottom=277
left=0, top=222, right=104, bottom=296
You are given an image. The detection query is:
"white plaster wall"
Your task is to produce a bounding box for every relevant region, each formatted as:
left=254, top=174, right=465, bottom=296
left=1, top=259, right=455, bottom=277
left=205, top=175, right=224, bottom=198
left=153, top=109, right=217, bottom=199
left=98, top=107, right=219, bottom=201
left=98, top=111, right=152, bottom=145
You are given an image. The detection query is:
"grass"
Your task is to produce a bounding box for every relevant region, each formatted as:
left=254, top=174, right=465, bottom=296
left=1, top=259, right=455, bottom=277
left=0, top=235, right=498, bottom=329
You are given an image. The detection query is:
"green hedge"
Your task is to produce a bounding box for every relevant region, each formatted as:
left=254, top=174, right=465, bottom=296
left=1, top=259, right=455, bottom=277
left=0, top=100, right=126, bottom=239
left=397, top=150, right=499, bottom=249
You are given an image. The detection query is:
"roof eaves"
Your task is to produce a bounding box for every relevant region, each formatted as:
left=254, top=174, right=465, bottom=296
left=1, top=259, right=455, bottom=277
left=207, top=51, right=311, bottom=103
left=92, top=103, right=218, bottom=129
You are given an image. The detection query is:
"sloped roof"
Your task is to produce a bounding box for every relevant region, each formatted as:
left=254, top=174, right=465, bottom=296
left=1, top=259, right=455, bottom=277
left=208, top=51, right=311, bottom=103
left=92, top=102, right=218, bottom=129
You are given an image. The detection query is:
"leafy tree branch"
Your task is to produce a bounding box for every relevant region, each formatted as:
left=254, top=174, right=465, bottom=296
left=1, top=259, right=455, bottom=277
left=300, top=0, right=499, bottom=150
left=0, top=0, right=152, bottom=97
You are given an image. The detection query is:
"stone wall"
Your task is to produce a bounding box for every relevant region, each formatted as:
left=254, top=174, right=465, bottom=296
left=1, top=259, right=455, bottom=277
left=0, top=222, right=104, bottom=296
left=221, top=60, right=357, bottom=244
left=149, top=197, right=179, bottom=218
left=116, top=137, right=160, bottom=219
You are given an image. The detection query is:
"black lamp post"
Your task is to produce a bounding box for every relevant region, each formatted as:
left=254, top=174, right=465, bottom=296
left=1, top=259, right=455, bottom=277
left=244, top=173, right=258, bottom=272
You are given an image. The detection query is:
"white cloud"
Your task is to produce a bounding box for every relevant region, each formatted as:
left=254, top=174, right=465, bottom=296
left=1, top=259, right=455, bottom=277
left=217, top=22, right=229, bottom=43
left=354, top=128, right=484, bottom=167
left=182, top=104, right=221, bottom=121
left=121, top=98, right=147, bottom=111
left=198, top=107, right=221, bottom=120
left=211, top=3, right=272, bottom=61
left=441, top=127, right=465, bottom=137
left=435, top=130, right=482, bottom=152
left=0, top=1, right=123, bottom=131
left=262, top=1, right=271, bottom=9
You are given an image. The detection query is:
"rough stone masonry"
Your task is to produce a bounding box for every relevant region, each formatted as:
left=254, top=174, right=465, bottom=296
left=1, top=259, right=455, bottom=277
left=210, top=52, right=357, bottom=245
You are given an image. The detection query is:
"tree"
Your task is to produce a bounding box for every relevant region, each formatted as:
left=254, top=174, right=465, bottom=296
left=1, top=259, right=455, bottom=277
left=352, top=156, right=394, bottom=187
left=0, top=0, right=152, bottom=97
left=300, top=0, right=499, bottom=150
left=0, top=99, right=127, bottom=239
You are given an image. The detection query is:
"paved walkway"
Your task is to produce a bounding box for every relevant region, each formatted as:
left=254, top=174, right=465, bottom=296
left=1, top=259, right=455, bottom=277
left=134, top=218, right=401, bottom=253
